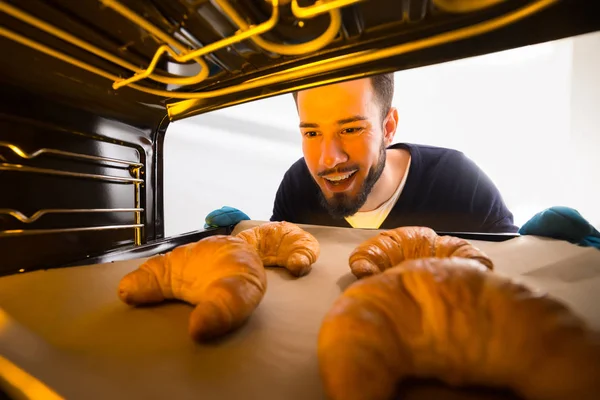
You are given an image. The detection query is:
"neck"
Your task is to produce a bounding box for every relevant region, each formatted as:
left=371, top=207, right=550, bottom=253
left=358, top=148, right=410, bottom=212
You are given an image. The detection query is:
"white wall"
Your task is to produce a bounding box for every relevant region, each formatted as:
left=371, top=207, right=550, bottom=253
left=567, top=31, right=600, bottom=230
left=163, top=99, right=302, bottom=235
left=164, top=31, right=600, bottom=236
left=390, top=37, right=575, bottom=228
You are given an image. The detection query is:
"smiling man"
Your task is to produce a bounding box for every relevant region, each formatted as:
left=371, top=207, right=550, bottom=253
left=269, top=73, right=518, bottom=233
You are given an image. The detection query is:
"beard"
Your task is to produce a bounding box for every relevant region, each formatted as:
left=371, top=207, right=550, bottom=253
left=318, top=140, right=387, bottom=219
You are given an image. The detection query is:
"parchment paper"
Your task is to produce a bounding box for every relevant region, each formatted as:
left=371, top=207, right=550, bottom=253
left=1, top=221, right=599, bottom=400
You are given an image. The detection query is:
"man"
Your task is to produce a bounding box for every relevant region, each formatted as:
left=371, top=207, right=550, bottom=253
left=268, top=73, right=518, bottom=233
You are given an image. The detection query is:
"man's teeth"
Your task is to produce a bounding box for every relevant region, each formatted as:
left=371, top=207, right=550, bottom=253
left=324, top=171, right=356, bottom=182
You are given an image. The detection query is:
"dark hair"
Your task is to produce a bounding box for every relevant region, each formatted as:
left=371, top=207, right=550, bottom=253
left=292, top=73, right=395, bottom=121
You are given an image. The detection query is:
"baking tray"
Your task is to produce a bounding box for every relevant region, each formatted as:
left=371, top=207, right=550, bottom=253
left=1, top=220, right=599, bottom=399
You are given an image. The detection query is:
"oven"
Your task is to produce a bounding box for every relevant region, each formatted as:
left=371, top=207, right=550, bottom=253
left=1, top=1, right=599, bottom=399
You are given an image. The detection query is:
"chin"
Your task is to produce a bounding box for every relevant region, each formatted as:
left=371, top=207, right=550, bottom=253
left=324, top=190, right=355, bottom=203
left=322, top=193, right=362, bottom=216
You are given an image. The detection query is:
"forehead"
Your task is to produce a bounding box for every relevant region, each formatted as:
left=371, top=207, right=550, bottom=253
left=296, top=78, right=378, bottom=123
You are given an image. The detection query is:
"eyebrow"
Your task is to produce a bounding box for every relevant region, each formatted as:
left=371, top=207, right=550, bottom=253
left=299, top=115, right=368, bottom=128
left=299, top=121, right=319, bottom=128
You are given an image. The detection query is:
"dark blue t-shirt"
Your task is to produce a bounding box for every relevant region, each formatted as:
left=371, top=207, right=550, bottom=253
left=270, top=143, right=519, bottom=233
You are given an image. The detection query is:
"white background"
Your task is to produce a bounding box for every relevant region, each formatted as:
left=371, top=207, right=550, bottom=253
left=164, top=31, right=600, bottom=237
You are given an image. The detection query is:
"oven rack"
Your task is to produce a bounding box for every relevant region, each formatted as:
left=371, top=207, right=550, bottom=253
left=0, top=142, right=144, bottom=245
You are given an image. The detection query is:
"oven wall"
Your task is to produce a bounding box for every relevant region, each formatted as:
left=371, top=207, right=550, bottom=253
left=0, top=83, right=167, bottom=276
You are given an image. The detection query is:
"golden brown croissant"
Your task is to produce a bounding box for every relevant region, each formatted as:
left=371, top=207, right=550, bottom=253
left=318, top=257, right=600, bottom=400
left=235, top=221, right=320, bottom=277
left=117, top=235, right=266, bottom=341
left=349, top=226, right=493, bottom=278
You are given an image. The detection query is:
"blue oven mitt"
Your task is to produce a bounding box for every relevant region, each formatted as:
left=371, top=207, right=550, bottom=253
left=518, top=206, right=600, bottom=249
left=204, top=206, right=250, bottom=229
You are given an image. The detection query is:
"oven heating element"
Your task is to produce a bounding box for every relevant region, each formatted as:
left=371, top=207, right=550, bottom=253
left=0, top=0, right=558, bottom=120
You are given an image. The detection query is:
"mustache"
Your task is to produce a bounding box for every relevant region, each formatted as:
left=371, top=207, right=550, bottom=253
left=317, top=164, right=359, bottom=177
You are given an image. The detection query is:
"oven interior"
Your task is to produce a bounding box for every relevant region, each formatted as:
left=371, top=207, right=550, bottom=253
left=1, top=1, right=600, bottom=399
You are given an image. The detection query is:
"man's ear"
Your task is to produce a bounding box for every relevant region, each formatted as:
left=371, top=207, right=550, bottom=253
left=383, top=107, right=399, bottom=146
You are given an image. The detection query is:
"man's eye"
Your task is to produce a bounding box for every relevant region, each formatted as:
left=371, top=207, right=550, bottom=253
left=303, top=131, right=318, bottom=138
left=342, top=127, right=363, bottom=134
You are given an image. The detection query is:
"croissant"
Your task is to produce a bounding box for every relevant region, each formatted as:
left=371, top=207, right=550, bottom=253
left=117, top=235, right=267, bottom=341
left=235, top=221, right=320, bottom=277
left=349, top=226, right=493, bottom=278
left=318, top=257, right=600, bottom=400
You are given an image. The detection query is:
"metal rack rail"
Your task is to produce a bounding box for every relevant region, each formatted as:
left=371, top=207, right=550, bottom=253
left=0, top=142, right=145, bottom=245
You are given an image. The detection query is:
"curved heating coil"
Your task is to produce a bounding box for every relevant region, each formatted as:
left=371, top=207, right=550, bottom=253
left=0, top=0, right=557, bottom=104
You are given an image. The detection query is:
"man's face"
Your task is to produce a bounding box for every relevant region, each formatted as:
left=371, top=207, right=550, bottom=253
left=297, top=78, right=392, bottom=218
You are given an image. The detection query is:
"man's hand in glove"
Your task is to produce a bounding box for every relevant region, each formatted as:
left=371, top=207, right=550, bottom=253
left=519, top=206, right=600, bottom=249
left=204, top=206, right=250, bottom=229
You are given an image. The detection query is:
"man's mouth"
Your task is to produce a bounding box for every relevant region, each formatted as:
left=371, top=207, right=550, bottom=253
left=322, top=169, right=359, bottom=192
left=323, top=170, right=358, bottom=184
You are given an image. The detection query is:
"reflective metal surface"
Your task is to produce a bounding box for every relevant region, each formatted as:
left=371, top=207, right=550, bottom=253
left=0, top=82, right=161, bottom=275
left=1, top=0, right=598, bottom=120
left=0, top=224, right=144, bottom=238
left=0, top=139, right=145, bottom=249
left=0, top=141, right=143, bottom=167
left=0, top=208, right=143, bottom=223
left=0, top=163, right=143, bottom=183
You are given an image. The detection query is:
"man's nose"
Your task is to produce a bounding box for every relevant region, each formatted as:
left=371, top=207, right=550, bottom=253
left=320, top=136, right=348, bottom=169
